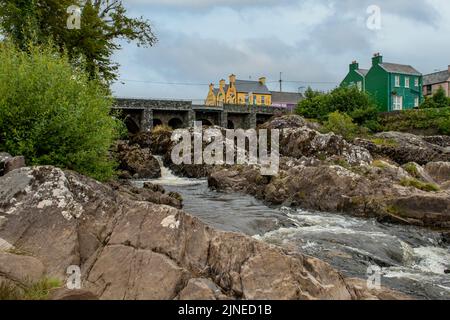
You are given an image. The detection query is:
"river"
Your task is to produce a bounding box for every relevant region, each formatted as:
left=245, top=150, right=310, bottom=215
left=133, top=159, right=450, bottom=300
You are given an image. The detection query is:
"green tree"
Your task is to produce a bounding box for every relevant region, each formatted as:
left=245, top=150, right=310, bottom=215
left=0, top=43, right=124, bottom=181
left=296, top=86, right=380, bottom=130
left=0, top=0, right=157, bottom=84
left=421, top=87, right=449, bottom=109
left=323, top=111, right=360, bottom=140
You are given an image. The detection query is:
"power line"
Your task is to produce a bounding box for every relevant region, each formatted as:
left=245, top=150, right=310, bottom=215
left=118, top=78, right=339, bottom=86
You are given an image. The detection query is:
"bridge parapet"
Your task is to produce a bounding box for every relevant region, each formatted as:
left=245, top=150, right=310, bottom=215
left=114, top=98, right=287, bottom=132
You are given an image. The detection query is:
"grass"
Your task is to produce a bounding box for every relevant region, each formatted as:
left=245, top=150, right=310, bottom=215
left=152, top=124, right=173, bottom=134
left=403, top=163, right=419, bottom=178
left=0, top=278, right=62, bottom=301
left=372, top=160, right=389, bottom=169
left=370, top=138, right=398, bottom=147
left=400, top=178, right=440, bottom=192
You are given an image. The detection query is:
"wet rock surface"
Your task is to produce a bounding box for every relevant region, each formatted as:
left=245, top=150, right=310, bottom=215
left=114, top=141, right=161, bottom=179
left=0, top=166, right=406, bottom=300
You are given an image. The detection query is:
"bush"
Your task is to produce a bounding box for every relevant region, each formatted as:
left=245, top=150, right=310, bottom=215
left=323, top=111, right=361, bottom=140
left=0, top=43, right=124, bottom=181
left=421, top=87, right=450, bottom=109
left=296, top=86, right=380, bottom=130
left=380, top=107, right=450, bottom=135
left=0, top=278, right=61, bottom=300
left=399, top=178, right=440, bottom=192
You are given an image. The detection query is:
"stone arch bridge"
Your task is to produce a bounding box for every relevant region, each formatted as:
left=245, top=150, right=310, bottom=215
left=113, top=98, right=288, bottom=133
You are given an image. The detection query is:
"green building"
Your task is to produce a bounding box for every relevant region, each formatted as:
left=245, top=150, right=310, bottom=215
left=341, top=53, right=423, bottom=112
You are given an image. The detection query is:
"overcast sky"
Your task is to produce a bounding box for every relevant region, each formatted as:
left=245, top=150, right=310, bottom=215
left=111, top=0, right=450, bottom=101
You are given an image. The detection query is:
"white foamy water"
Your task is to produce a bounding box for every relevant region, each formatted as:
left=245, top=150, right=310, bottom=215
left=131, top=160, right=450, bottom=299
left=134, top=156, right=205, bottom=187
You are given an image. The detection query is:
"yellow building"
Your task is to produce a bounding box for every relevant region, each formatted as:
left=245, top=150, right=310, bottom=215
left=206, top=74, right=272, bottom=106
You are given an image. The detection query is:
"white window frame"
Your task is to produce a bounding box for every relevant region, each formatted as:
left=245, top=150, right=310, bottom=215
left=414, top=97, right=419, bottom=108
left=405, top=77, right=410, bottom=88
left=395, top=75, right=400, bottom=87
left=415, top=78, right=419, bottom=87
left=357, top=81, right=362, bottom=91
left=393, top=95, right=403, bottom=111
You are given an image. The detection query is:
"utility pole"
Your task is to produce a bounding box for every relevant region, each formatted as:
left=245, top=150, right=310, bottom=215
left=279, top=72, right=283, bottom=92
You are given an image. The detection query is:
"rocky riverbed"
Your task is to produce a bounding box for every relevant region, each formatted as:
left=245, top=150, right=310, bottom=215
left=1, top=114, right=449, bottom=300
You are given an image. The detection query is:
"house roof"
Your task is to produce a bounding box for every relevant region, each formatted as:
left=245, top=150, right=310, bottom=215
left=423, top=70, right=450, bottom=86
left=356, top=69, right=369, bottom=77
left=379, top=63, right=422, bottom=76
left=234, top=80, right=270, bottom=94
left=270, top=91, right=303, bottom=104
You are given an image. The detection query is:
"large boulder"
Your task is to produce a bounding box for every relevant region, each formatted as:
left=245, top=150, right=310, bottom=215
left=259, top=114, right=321, bottom=131
left=114, top=141, right=161, bottom=179
left=425, top=162, right=450, bottom=185
left=209, top=159, right=450, bottom=229
left=279, top=127, right=372, bottom=166
left=0, top=153, right=25, bottom=177
left=0, top=166, right=403, bottom=300
left=355, top=132, right=450, bottom=165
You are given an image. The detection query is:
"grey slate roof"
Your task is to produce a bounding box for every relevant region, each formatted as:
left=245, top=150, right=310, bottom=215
left=235, top=80, right=270, bottom=94
left=423, top=70, right=450, bottom=86
left=212, top=80, right=270, bottom=95
left=356, top=69, right=369, bottom=77
left=379, top=63, right=422, bottom=76
left=270, top=91, right=303, bottom=104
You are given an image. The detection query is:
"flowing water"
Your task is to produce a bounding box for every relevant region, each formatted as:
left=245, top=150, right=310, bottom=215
left=133, top=158, right=450, bottom=300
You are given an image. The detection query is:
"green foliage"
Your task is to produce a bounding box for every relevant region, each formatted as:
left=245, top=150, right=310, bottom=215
left=296, top=86, right=380, bottom=131
left=420, top=87, right=450, bottom=109
left=380, top=107, right=450, bottom=135
left=0, top=43, right=124, bottom=181
left=322, top=111, right=361, bottom=140
left=0, top=0, right=157, bottom=83
left=372, top=160, right=389, bottom=169
left=370, top=138, right=398, bottom=147
left=399, top=178, right=440, bottom=192
left=0, top=278, right=61, bottom=300
left=403, top=163, right=419, bottom=178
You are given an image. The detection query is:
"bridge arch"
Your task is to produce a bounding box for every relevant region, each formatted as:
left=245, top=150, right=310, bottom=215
left=197, top=119, right=213, bottom=127
left=227, top=120, right=235, bottom=129
left=124, top=116, right=140, bottom=134
left=168, top=117, right=184, bottom=129
left=153, top=119, right=163, bottom=128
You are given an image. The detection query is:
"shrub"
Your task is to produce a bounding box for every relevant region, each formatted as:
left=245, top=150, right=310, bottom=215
left=296, top=86, right=380, bottom=130
left=0, top=43, right=124, bottom=181
left=323, top=111, right=360, bottom=140
left=399, top=178, right=440, bottom=192
left=380, top=107, right=450, bottom=135
left=421, top=87, right=450, bottom=109
left=0, top=278, right=61, bottom=301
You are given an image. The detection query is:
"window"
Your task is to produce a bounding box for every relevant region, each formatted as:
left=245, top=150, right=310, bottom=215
left=261, top=96, right=265, bottom=105
left=415, top=78, right=419, bottom=87
left=393, top=95, right=403, bottom=111
left=357, top=81, right=362, bottom=91
left=405, top=77, right=410, bottom=88
left=395, top=75, right=400, bottom=87
left=414, top=97, right=419, bottom=108
left=253, top=95, right=257, bottom=105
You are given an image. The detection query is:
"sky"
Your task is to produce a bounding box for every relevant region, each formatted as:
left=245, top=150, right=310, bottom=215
left=111, top=0, right=450, bottom=102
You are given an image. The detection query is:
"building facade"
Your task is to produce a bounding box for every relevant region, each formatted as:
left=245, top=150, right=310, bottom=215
left=341, top=54, right=423, bottom=112
left=206, top=75, right=272, bottom=106
left=423, top=66, right=450, bottom=97
left=270, top=91, right=303, bottom=111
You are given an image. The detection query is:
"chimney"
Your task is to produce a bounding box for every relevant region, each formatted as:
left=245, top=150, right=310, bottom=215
left=209, top=83, right=214, bottom=91
left=448, top=65, right=450, bottom=73
left=372, top=53, right=383, bottom=66
left=259, top=77, right=266, bottom=85
left=229, top=74, right=236, bottom=85
left=350, top=60, right=359, bottom=71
